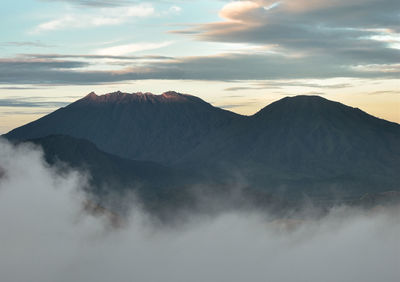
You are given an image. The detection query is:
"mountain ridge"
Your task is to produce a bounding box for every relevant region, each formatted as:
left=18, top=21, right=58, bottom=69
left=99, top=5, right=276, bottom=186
left=5, top=91, right=241, bottom=164
left=80, top=91, right=210, bottom=105
left=22, top=134, right=201, bottom=214
left=4, top=91, right=400, bottom=199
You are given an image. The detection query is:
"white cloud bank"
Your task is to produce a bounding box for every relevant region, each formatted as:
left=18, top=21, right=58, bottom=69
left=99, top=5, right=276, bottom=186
left=0, top=138, right=399, bottom=282
left=94, top=41, right=173, bottom=56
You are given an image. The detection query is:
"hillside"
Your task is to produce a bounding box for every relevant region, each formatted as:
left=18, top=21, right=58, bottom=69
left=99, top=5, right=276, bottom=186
left=5, top=92, right=400, bottom=200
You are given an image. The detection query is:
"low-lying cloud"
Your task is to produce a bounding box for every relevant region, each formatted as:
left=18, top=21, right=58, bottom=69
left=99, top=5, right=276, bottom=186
left=0, top=138, right=399, bottom=282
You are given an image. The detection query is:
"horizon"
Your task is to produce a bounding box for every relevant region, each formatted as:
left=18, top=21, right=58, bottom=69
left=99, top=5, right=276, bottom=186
left=3, top=90, right=399, bottom=135
left=0, top=0, right=399, bottom=133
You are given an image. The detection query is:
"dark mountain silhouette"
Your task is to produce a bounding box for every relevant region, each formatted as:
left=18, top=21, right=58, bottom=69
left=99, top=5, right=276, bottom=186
left=180, top=95, right=400, bottom=197
left=4, top=92, right=400, bottom=201
left=6, top=91, right=240, bottom=164
left=24, top=134, right=199, bottom=213
left=19, top=134, right=283, bottom=216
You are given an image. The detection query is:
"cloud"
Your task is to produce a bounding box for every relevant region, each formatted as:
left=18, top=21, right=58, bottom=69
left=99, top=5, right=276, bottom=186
left=41, top=0, right=135, bottom=7
left=0, top=41, right=53, bottom=48
left=168, top=5, right=182, bottom=14
left=4, top=0, right=398, bottom=84
left=219, top=1, right=266, bottom=22
left=215, top=0, right=400, bottom=30
left=0, top=110, right=54, bottom=116
left=369, top=90, right=400, bottom=95
left=216, top=101, right=258, bottom=109
left=10, top=0, right=398, bottom=84
left=171, top=0, right=400, bottom=81
left=0, top=97, right=69, bottom=108
left=224, top=81, right=353, bottom=91
left=22, top=53, right=175, bottom=61
left=0, top=86, right=46, bottom=90
left=32, top=3, right=155, bottom=33
left=0, top=57, right=88, bottom=71
left=94, top=41, right=173, bottom=56
left=0, top=52, right=399, bottom=85
left=40, top=0, right=189, bottom=8
left=40, top=0, right=154, bottom=7
left=0, top=138, right=399, bottom=282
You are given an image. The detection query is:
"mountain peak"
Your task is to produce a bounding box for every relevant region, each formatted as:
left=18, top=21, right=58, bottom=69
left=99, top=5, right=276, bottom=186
left=272, top=95, right=332, bottom=106
left=255, top=95, right=352, bottom=118
left=162, top=90, right=180, bottom=96
left=161, top=91, right=183, bottom=98
left=80, top=90, right=204, bottom=104
left=85, top=91, right=98, bottom=99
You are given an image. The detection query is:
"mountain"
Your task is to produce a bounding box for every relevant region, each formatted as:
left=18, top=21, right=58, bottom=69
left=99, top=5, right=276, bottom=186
left=4, top=92, right=400, bottom=201
left=5, top=91, right=240, bottom=164
left=179, top=95, right=400, bottom=197
left=17, top=134, right=282, bottom=216
left=24, top=134, right=198, bottom=213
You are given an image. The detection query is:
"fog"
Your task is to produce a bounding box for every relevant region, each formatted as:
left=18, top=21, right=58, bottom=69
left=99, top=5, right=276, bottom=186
left=0, top=139, right=399, bottom=282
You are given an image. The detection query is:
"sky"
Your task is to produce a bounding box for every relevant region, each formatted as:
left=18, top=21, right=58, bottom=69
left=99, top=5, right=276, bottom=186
left=0, top=0, right=399, bottom=133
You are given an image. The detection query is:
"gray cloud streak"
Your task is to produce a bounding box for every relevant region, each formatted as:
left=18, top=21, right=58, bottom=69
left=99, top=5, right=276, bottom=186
left=39, top=0, right=188, bottom=7
left=40, top=0, right=140, bottom=7
left=0, top=53, right=399, bottom=85
left=224, top=81, right=354, bottom=91
left=24, top=53, right=175, bottom=61
left=0, top=86, right=46, bottom=90
left=0, top=97, right=69, bottom=108
left=0, top=41, right=53, bottom=48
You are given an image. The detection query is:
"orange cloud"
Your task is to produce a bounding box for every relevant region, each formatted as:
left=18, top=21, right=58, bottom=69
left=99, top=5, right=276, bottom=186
left=219, top=1, right=261, bottom=22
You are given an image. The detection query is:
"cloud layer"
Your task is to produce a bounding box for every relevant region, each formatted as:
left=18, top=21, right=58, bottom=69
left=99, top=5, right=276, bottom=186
left=0, top=138, right=400, bottom=282
left=172, top=0, right=400, bottom=79
left=1, top=50, right=399, bottom=86
left=1, top=0, right=398, bottom=85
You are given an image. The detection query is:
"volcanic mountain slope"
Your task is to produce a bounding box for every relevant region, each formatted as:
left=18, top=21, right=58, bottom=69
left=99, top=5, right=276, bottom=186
left=181, top=96, right=400, bottom=196
left=5, top=92, right=400, bottom=199
left=20, top=135, right=282, bottom=215
left=25, top=134, right=198, bottom=212
left=5, top=91, right=240, bottom=164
